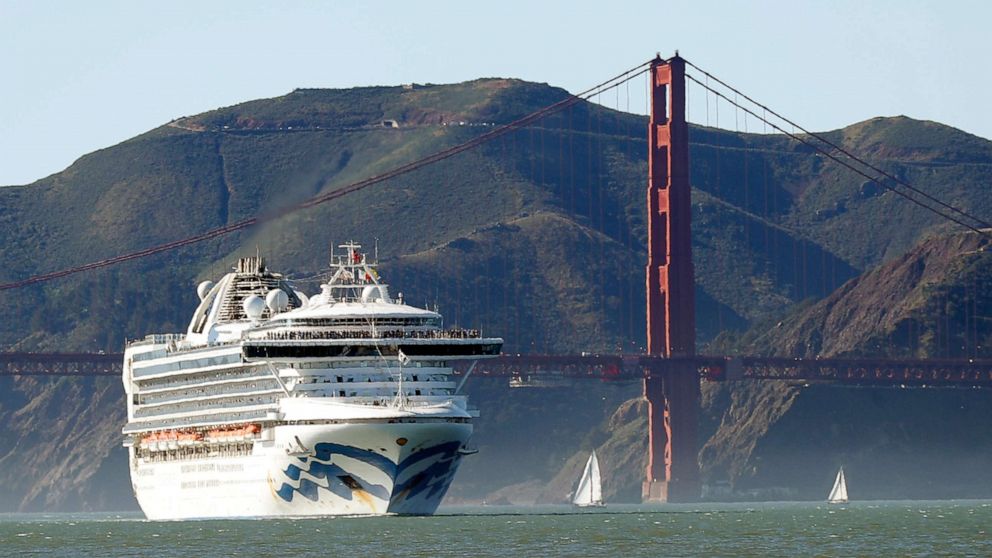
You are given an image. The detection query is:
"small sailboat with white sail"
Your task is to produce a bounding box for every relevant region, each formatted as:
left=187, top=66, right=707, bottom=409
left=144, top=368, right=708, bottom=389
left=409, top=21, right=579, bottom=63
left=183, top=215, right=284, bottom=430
left=827, top=467, right=848, bottom=504
left=572, top=450, right=605, bottom=508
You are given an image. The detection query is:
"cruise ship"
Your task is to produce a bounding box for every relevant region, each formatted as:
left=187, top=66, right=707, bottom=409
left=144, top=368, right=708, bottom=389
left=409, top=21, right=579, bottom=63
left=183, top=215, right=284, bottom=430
left=121, top=243, right=502, bottom=519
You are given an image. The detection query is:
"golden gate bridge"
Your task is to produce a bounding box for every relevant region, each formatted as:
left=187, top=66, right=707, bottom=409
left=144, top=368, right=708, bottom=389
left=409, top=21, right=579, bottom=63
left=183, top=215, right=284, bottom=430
left=2, top=54, right=991, bottom=503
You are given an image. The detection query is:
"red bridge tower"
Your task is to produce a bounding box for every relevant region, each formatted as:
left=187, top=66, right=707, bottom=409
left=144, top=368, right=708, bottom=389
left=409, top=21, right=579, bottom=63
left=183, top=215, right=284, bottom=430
left=643, top=54, right=701, bottom=502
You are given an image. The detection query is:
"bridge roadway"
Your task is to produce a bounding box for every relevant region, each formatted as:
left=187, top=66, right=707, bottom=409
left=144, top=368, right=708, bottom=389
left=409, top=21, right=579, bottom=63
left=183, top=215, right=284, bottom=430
left=3, top=352, right=992, bottom=388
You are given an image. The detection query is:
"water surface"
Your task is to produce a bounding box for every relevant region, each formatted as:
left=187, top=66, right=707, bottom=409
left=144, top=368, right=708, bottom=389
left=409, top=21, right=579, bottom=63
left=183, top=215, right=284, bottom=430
left=1, top=501, right=989, bottom=557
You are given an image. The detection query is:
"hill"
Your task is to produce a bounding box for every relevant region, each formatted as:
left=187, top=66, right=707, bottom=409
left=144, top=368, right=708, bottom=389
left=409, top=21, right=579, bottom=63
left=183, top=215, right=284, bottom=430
left=746, top=230, right=992, bottom=359
left=1, top=78, right=992, bottom=509
left=698, top=230, right=992, bottom=499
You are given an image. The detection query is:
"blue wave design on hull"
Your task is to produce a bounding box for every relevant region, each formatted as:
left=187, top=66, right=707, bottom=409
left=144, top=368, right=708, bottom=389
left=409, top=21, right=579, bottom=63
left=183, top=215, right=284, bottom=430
left=276, top=459, right=389, bottom=503
left=276, top=441, right=464, bottom=512
left=388, top=442, right=462, bottom=510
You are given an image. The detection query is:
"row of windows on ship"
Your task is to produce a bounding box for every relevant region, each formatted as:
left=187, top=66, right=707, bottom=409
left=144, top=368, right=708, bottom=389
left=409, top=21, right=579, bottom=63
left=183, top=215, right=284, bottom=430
left=138, top=374, right=451, bottom=405
left=294, top=373, right=449, bottom=384
left=135, top=389, right=456, bottom=417
left=139, top=371, right=273, bottom=392
left=278, top=318, right=440, bottom=327
left=135, top=395, right=278, bottom=414
left=138, top=384, right=453, bottom=407
left=137, top=443, right=253, bottom=461
left=139, top=384, right=279, bottom=406
left=136, top=360, right=450, bottom=389
left=259, top=328, right=482, bottom=341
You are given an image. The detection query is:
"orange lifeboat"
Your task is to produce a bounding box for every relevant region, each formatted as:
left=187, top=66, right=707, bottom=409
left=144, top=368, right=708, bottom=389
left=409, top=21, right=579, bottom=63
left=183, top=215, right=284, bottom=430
left=177, top=431, right=201, bottom=446
left=163, top=430, right=179, bottom=450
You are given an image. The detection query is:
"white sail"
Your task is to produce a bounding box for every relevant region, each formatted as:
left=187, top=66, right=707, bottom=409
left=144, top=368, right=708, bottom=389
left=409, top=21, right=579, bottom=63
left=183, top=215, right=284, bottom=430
left=572, top=451, right=604, bottom=507
left=827, top=467, right=848, bottom=504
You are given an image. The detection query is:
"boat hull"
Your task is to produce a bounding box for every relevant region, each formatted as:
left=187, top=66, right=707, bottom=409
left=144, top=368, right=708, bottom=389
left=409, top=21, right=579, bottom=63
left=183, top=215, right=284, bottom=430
left=129, top=421, right=471, bottom=520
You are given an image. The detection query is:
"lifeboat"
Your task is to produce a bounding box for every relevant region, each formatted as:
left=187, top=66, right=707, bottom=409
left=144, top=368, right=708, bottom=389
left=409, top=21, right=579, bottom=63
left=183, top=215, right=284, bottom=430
left=163, top=430, right=179, bottom=451
left=142, top=431, right=173, bottom=452
left=200, top=424, right=261, bottom=444
left=234, top=425, right=250, bottom=442
left=177, top=431, right=203, bottom=447
left=206, top=428, right=224, bottom=443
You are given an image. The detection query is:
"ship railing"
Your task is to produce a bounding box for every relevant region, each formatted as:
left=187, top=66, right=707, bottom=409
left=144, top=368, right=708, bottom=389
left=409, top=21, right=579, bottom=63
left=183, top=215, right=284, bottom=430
left=133, top=397, right=280, bottom=420
left=167, top=339, right=242, bottom=354
left=140, top=384, right=283, bottom=406
left=138, top=369, right=273, bottom=393
left=292, top=375, right=453, bottom=386
left=126, top=333, right=187, bottom=348
left=138, top=443, right=255, bottom=462
left=259, top=328, right=483, bottom=342
left=128, top=337, right=242, bottom=356
left=293, top=394, right=464, bottom=407
left=123, top=409, right=272, bottom=434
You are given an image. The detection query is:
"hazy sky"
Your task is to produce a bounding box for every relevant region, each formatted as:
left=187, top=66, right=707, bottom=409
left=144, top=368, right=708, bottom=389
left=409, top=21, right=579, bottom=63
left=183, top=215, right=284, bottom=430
left=2, top=0, right=990, bottom=186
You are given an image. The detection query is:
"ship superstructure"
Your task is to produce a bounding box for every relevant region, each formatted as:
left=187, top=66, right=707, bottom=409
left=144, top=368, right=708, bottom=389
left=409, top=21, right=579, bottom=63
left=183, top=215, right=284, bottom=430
left=122, top=243, right=501, bottom=519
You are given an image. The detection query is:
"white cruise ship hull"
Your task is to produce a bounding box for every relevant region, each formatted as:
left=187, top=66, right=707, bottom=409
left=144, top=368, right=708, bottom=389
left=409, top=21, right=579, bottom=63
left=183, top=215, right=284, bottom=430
left=130, top=421, right=471, bottom=520
left=122, top=249, right=502, bottom=520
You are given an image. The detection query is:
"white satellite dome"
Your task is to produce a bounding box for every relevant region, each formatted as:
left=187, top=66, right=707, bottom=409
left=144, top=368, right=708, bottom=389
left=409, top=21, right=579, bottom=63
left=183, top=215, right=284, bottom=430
left=197, top=280, right=215, bottom=301
left=265, top=289, right=289, bottom=313
left=242, top=295, right=266, bottom=320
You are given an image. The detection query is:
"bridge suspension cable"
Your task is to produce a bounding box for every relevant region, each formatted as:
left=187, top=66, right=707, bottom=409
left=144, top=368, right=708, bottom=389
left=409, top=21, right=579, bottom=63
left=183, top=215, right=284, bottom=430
left=0, top=61, right=653, bottom=292
left=684, top=60, right=991, bottom=235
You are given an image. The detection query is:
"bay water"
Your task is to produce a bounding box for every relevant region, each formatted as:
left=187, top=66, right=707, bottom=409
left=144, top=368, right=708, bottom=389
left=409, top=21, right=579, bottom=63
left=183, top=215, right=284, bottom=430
left=2, top=501, right=989, bottom=557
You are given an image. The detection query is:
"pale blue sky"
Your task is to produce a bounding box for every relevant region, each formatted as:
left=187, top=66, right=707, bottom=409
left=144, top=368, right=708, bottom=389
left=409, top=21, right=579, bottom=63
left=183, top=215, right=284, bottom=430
left=1, top=0, right=989, bottom=186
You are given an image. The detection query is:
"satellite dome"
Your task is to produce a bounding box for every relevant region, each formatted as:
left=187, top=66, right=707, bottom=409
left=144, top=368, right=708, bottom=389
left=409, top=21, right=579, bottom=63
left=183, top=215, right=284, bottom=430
left=197, top=280, right=215, bottom=301
left=265, top=289, right=289, bottom=313
left=242, top=295, right=266, bottom=320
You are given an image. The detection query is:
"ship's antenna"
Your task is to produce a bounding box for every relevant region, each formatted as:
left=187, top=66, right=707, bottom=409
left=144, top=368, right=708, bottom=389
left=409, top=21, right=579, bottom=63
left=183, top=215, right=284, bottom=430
left=397, top=363, right=404, bottom=407
left=374, top=237, right=379, bottom=263
left=395, top=349, right=410, bottom=409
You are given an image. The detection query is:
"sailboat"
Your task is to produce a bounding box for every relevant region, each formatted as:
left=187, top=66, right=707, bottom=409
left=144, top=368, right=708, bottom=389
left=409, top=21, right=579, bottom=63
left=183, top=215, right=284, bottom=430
left=827, top=467, right=848, bottom=504
left=572, top=450, right=605, bottom=508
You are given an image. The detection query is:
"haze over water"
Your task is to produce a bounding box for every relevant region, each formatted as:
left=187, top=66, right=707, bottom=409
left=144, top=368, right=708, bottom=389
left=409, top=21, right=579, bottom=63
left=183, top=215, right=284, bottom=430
left=2, top=501, right=989, bottom=557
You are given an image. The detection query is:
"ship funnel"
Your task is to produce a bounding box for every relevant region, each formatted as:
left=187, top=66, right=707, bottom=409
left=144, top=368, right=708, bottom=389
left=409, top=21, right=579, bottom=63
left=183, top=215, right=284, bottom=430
left=361, top=285, right=379, bottom=303
left=361, top=285, right=391, bottom=303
